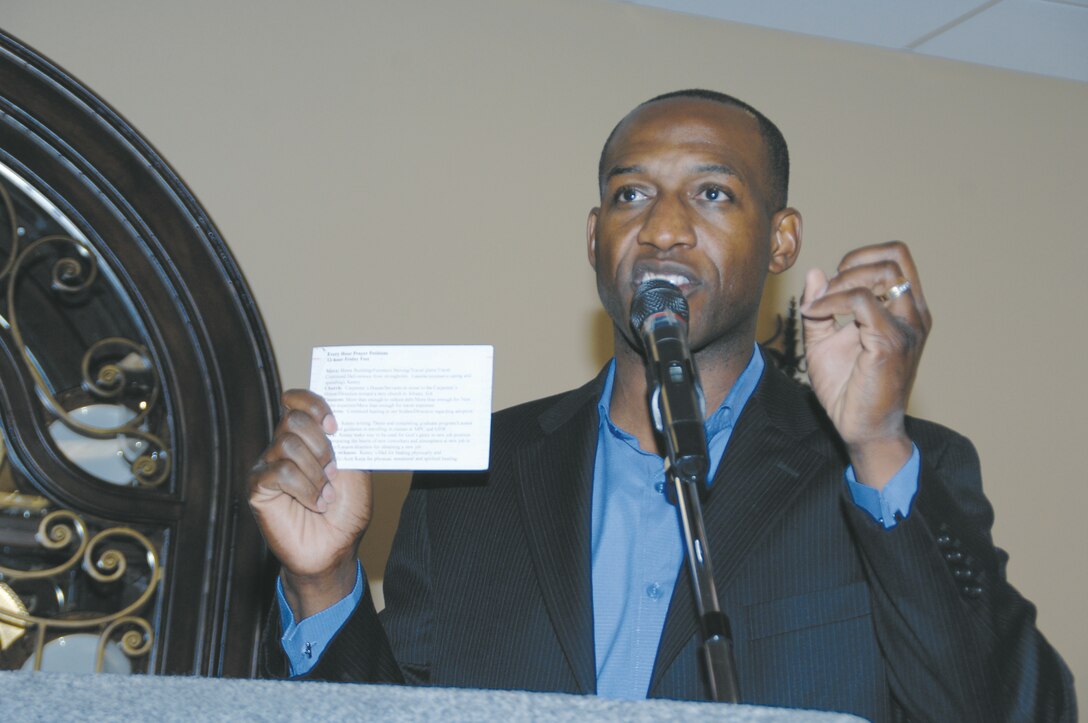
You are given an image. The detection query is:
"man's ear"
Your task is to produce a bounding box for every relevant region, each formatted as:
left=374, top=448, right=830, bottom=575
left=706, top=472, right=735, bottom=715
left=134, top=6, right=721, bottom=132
left=586, top=207, right=600, bottom=270
left=768, top=208, right=802, bottom=274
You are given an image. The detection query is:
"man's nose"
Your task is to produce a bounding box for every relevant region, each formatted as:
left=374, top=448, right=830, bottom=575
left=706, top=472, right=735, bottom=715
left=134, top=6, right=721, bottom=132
left=637, top=193, right=695, bottom=251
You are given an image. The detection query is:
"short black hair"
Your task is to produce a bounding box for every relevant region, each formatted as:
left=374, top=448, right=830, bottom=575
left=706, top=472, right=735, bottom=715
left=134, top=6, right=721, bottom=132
left=597, top=89, right=790, bottom=213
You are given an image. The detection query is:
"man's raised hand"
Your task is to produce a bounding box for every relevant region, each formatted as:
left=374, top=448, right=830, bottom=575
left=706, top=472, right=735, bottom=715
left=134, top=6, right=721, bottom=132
left=800, top=241, right=932, bottom=489
left=248, top=389, right=372, bottom=619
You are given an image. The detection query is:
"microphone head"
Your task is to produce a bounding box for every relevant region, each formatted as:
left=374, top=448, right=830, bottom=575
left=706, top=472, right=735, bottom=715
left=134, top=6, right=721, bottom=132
left=630, top=279, right=689, bottom=334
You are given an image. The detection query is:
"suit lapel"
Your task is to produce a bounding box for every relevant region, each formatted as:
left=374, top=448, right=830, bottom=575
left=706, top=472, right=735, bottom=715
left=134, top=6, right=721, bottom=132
left=650, top=366, right=832, bottom=694
left=513, top=376, right=602, bottom=694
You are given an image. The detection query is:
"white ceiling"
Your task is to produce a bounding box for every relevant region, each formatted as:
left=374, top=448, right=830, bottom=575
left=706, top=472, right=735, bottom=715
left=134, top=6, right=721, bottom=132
left=617, top=0, right=1088, bottom=84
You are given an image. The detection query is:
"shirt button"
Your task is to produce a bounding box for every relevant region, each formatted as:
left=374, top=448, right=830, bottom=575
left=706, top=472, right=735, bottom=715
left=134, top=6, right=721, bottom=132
left=654, top=482, right=665, bottom=494
left=646, top=582, right=663, bottom=600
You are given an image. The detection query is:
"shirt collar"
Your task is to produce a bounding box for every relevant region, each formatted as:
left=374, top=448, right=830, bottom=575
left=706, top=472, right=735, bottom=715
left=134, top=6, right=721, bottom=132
left=597, top=344, right=764, bottom=440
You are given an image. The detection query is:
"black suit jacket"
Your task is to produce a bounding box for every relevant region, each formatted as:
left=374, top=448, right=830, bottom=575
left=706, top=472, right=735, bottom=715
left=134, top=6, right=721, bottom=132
left=261, top=359, right=1076, bottom=722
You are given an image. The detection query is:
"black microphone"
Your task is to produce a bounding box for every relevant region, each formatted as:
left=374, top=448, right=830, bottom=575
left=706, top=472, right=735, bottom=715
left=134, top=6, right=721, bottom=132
left=629, top=279, right=708, bottom=487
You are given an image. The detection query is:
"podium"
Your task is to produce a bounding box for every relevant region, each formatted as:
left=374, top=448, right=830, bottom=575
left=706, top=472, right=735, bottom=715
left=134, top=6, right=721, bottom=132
left=4, top=671, right=865, bottom=721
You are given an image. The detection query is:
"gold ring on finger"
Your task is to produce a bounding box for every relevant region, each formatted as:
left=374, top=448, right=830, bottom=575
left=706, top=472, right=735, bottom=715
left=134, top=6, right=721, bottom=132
left=879, top=278, right=912, bottom=302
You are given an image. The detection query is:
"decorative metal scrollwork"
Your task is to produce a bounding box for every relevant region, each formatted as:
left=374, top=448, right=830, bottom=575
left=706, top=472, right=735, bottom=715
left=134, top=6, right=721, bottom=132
left=0, top=167, right=171, bottom=488
left=0, top=507, right=161, bottom=673
left=0, top=164, right=169, bottom=672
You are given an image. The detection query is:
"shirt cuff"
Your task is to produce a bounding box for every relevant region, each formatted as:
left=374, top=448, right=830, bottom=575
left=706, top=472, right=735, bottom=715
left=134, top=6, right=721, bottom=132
left=845, top=444, right=920, bottom=529
left=276, top=561, right=365, bottom=676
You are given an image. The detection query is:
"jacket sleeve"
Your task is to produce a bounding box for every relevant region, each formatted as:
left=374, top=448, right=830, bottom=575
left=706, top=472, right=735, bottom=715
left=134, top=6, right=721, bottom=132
left=843, top=421, right=1076, bottom=722
left=256, top=580, right=406, bottom=684
left=256, top=481, right=435, bottom=685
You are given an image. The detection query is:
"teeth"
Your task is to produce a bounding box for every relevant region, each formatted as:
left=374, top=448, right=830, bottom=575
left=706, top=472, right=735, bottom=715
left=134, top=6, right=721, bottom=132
left=637, top=272, right=691, bottom=288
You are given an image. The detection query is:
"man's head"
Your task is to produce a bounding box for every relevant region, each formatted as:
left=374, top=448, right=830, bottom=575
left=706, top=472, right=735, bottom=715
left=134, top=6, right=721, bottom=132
left=598, top=89, right=790, bottom=215
left=587, top=91, right=802, bottom=359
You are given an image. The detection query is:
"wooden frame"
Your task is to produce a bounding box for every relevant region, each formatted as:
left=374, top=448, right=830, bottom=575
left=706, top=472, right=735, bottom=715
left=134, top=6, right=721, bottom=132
left=0, top=29, right=279, bottom=676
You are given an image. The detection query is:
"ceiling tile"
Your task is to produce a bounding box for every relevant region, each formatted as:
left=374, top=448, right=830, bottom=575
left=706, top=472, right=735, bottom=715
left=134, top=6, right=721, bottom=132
left=619, top=0, right=993, bottom=47
left=1040, top=0, right=1088, bottom=8
left=914, top=0, right=1088, bottom=82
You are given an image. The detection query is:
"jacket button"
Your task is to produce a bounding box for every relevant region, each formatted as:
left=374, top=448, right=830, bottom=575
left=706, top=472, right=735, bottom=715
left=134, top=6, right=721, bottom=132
left=944, top=550, right=964, bottom=563
left=961, top=585, right=983, bottom=599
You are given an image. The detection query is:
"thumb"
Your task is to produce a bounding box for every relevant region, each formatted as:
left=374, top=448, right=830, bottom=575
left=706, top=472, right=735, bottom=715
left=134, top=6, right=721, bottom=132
left=800, top=268, right=836, bottom=347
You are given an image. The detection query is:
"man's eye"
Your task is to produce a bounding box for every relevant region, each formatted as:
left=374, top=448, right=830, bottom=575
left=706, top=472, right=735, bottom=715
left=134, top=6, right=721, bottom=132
left=699, top=186, right=732, bottom=202
left=615, top=187, right=646, bottom=203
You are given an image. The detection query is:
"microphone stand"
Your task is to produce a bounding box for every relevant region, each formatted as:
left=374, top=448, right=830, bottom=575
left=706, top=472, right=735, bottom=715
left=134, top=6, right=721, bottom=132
left=668, top=461, right=740, bottom=703
left=634, top=286, right=740, bottom=703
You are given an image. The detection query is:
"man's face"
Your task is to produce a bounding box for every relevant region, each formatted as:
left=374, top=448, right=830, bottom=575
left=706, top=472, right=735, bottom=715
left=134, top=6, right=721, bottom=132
left=588, top=98, right=798, bottom=356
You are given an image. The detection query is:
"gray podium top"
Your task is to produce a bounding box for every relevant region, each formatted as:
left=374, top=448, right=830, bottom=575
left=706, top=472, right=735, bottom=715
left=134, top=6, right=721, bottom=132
left=4, top=671, right=866, bottom=721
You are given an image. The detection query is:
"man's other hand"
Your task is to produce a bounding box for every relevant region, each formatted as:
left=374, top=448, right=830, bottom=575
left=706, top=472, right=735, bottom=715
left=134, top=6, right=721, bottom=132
left=800, top=241, right=932, bottom=489
left=248, top=389, right=372, bottom=620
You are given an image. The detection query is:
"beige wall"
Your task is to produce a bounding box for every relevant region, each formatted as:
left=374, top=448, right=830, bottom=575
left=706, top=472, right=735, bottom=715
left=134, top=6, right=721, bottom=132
left=4, top=0, right=1085, bottom=691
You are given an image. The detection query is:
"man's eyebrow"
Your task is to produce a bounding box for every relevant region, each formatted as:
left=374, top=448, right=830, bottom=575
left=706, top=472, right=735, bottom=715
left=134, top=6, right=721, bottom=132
left=604, top=163, right=742, bottom=182
left=605, top=165, right=642, bottom=182
left=694, top=163, right=740, bottom=178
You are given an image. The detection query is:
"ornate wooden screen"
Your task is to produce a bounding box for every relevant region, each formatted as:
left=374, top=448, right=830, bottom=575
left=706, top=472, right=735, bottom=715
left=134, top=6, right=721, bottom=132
left=0, top=30, right=279, bottom=676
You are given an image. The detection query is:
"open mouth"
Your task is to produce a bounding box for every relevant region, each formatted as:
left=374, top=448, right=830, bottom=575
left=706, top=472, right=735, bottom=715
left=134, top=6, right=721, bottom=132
left=633, top=270, right=696, bottom=293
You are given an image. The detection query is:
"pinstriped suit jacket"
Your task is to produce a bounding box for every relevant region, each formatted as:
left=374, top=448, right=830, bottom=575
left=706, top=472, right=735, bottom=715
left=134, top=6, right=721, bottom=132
left=260, top=357, right=1076, bottom=722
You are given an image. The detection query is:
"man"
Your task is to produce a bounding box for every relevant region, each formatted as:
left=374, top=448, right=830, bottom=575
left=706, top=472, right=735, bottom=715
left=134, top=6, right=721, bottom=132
left=248, top=90, right=1075, bottom=720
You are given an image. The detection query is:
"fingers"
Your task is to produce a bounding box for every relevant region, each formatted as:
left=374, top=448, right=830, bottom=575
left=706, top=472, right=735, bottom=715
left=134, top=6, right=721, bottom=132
left=249, top=389, right=339, bottom=513
left=831, top=241, right=931, bottom=331
left=801, top=241, right=930, bottom=339
left=251, top=455, right=331, bottom=514
left=282, top=388, right=338, bottom=434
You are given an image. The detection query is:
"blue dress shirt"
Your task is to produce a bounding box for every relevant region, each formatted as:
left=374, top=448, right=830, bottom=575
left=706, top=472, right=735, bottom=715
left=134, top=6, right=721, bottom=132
left=590, top=348, right=763, bottom=698
left=281, top=347, right=920, bottom=682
